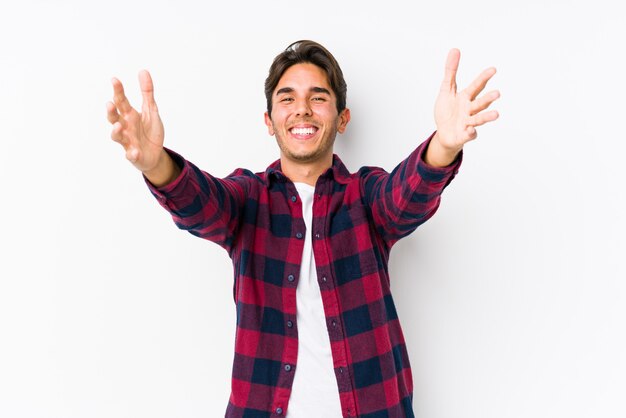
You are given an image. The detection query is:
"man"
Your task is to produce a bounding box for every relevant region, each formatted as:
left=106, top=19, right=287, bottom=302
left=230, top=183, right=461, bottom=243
left=107, top=40, right=499, bottom=418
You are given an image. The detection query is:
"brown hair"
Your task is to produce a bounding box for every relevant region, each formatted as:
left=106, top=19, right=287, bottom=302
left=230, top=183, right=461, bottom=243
left=264, top=40, right=347, bottom=117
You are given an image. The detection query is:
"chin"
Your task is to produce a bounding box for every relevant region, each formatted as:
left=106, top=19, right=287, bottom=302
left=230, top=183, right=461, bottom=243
left=287, top=152, right=319, bottom=162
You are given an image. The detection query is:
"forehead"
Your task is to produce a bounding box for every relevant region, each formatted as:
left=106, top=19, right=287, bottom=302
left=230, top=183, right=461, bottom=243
left=275, top=62, right=332, bottom=92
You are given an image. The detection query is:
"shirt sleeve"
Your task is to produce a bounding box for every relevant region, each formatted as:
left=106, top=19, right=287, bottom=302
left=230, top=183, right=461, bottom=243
left=144, top=148, right=250, bottom=253
left=358, top=132, right=462, bottom=248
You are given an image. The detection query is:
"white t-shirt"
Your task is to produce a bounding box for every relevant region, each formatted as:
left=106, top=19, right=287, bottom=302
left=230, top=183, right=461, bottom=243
left=286, top=183, right=343, bottom=418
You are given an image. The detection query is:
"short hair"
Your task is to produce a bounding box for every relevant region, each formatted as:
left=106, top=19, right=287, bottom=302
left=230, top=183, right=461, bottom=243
left=264, top=40, right=347, bottom=117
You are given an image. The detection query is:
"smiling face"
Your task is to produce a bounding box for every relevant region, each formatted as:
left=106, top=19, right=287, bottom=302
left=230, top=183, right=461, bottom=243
left=264, top=62, right=350, bottom=167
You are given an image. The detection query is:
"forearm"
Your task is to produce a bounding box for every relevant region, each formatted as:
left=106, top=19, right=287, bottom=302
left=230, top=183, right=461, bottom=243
left=364, top=134, right=462, bottom=246
left=144, top=150, right=251, bottom=253
left=143, top=149, right=181, bottom=187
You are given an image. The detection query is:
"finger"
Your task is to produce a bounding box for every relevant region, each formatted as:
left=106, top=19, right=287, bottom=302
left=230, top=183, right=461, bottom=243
left=110, top=121, right=127, bottom=144
left=464, top=67, right=496, bottom=101
left=465, top=126, right=477, bottom=141
left=440, top=48, right=460, bottom=93
left=468, top=109, right=499, bottom=127
left=470, top=90, right=500, bottom=115
left=139, top=70, right=158, bottom=113
left=126, top=147, right=139, bottom=163
left=106, top=101, right=120, bottom=124
left=111, top=77, right=133, bottom=114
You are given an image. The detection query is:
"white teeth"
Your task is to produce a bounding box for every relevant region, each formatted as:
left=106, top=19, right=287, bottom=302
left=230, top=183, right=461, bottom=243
left=291, top=127, right=316, bottom=135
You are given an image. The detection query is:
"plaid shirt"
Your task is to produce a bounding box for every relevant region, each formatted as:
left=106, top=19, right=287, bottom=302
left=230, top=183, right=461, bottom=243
left=147, top=133, right=461, bottom=418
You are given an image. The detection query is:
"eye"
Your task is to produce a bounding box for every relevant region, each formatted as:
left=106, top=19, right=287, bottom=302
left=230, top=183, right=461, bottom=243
left=280, top=97, right=294, bottom=103
left=312, top=97, right=326, bottom=102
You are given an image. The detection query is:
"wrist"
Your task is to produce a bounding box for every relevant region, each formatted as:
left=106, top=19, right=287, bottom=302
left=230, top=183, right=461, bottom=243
left=143, top=149, right=180, bottom=187
left=425, top=133, right=461, bottom=167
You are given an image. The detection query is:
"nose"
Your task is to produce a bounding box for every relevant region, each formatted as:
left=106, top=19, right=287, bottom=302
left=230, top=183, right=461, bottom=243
left=295, top=99, right=312, bottom=117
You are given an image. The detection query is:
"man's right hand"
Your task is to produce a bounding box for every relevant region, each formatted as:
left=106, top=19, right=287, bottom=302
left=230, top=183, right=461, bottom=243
left=107, top=70, right=180, bottom=187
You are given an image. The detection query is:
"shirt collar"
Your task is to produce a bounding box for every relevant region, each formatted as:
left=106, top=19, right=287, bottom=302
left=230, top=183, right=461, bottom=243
left=265, top=154, right=352, bottom=186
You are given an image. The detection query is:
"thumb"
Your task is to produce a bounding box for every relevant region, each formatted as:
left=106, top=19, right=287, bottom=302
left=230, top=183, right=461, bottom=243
left=440, top=48, right=460, bottom=93
left=139, top=69, right=158, bottom=113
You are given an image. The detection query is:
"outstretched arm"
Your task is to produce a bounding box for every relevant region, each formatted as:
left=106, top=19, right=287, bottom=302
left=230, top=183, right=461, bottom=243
left=426, top=49, right=500, bottom=167
left=106, top=70, right=180, bottom=187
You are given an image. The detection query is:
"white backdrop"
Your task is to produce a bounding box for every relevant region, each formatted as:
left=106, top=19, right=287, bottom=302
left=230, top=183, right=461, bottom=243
left=1, top=0, right=624, bottom=417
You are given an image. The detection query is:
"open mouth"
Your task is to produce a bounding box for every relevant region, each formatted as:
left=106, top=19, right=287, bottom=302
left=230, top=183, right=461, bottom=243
left=289, top=125, right=319, bottom=140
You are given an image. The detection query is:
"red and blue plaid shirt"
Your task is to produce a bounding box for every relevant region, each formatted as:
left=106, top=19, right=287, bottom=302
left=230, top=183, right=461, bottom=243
left=147, top=133, right=461, bottom=418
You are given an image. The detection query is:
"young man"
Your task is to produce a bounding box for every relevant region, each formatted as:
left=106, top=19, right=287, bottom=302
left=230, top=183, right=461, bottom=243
left=107, top=40, right=499, bottom=418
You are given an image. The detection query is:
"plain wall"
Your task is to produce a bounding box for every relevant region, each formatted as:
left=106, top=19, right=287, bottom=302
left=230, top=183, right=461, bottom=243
left=1, top=0, right=624, bottom=417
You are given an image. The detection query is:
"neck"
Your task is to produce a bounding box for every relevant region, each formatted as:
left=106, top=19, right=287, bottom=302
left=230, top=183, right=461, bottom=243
left=280, top=154, right=333, bottom=186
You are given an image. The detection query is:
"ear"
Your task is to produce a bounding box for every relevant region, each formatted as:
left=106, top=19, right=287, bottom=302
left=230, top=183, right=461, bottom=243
left=264, top=112, right=275, bottom=135
left=336, top=108, right=351, bottom=134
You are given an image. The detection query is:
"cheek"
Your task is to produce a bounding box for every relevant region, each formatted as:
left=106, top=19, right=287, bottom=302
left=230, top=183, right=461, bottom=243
left=318, top=108, right=339, bottom=123
left=270, top=111, right=287, bottom=128
left=266, top=115, right=286, bottom=136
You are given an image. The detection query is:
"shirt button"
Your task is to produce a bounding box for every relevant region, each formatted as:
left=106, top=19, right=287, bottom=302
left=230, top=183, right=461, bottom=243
left=332, top=320, right=337, bottom=327
left=291, top=195, right=297, bottom=202
left=296, top=232, right=303, bottom=239
left=322, top=276, right=327, bottom=282
left=338, top=367, right=343, bottom=374
left=276, top=407, right=283, bottom=414
left=287, top=274, right=295, bottom=282
left=287, top=320, right=293, bottom=328
left=284, top=364, right=292, bottom=372
left=315, top=233, right=321, bottom=239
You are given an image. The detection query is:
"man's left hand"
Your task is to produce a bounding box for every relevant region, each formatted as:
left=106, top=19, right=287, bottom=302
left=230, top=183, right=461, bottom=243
left=426, top=49, right=500, bottom=167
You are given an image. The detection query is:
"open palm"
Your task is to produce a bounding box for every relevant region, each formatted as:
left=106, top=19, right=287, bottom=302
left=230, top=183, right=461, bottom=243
left=106, top=70, right=164, bottom=173
left=434, top=49, right=500, bottom=154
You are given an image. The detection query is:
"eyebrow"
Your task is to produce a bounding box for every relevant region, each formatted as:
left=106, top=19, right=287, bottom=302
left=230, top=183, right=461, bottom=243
left=275, top=86, right=332, bottom=96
